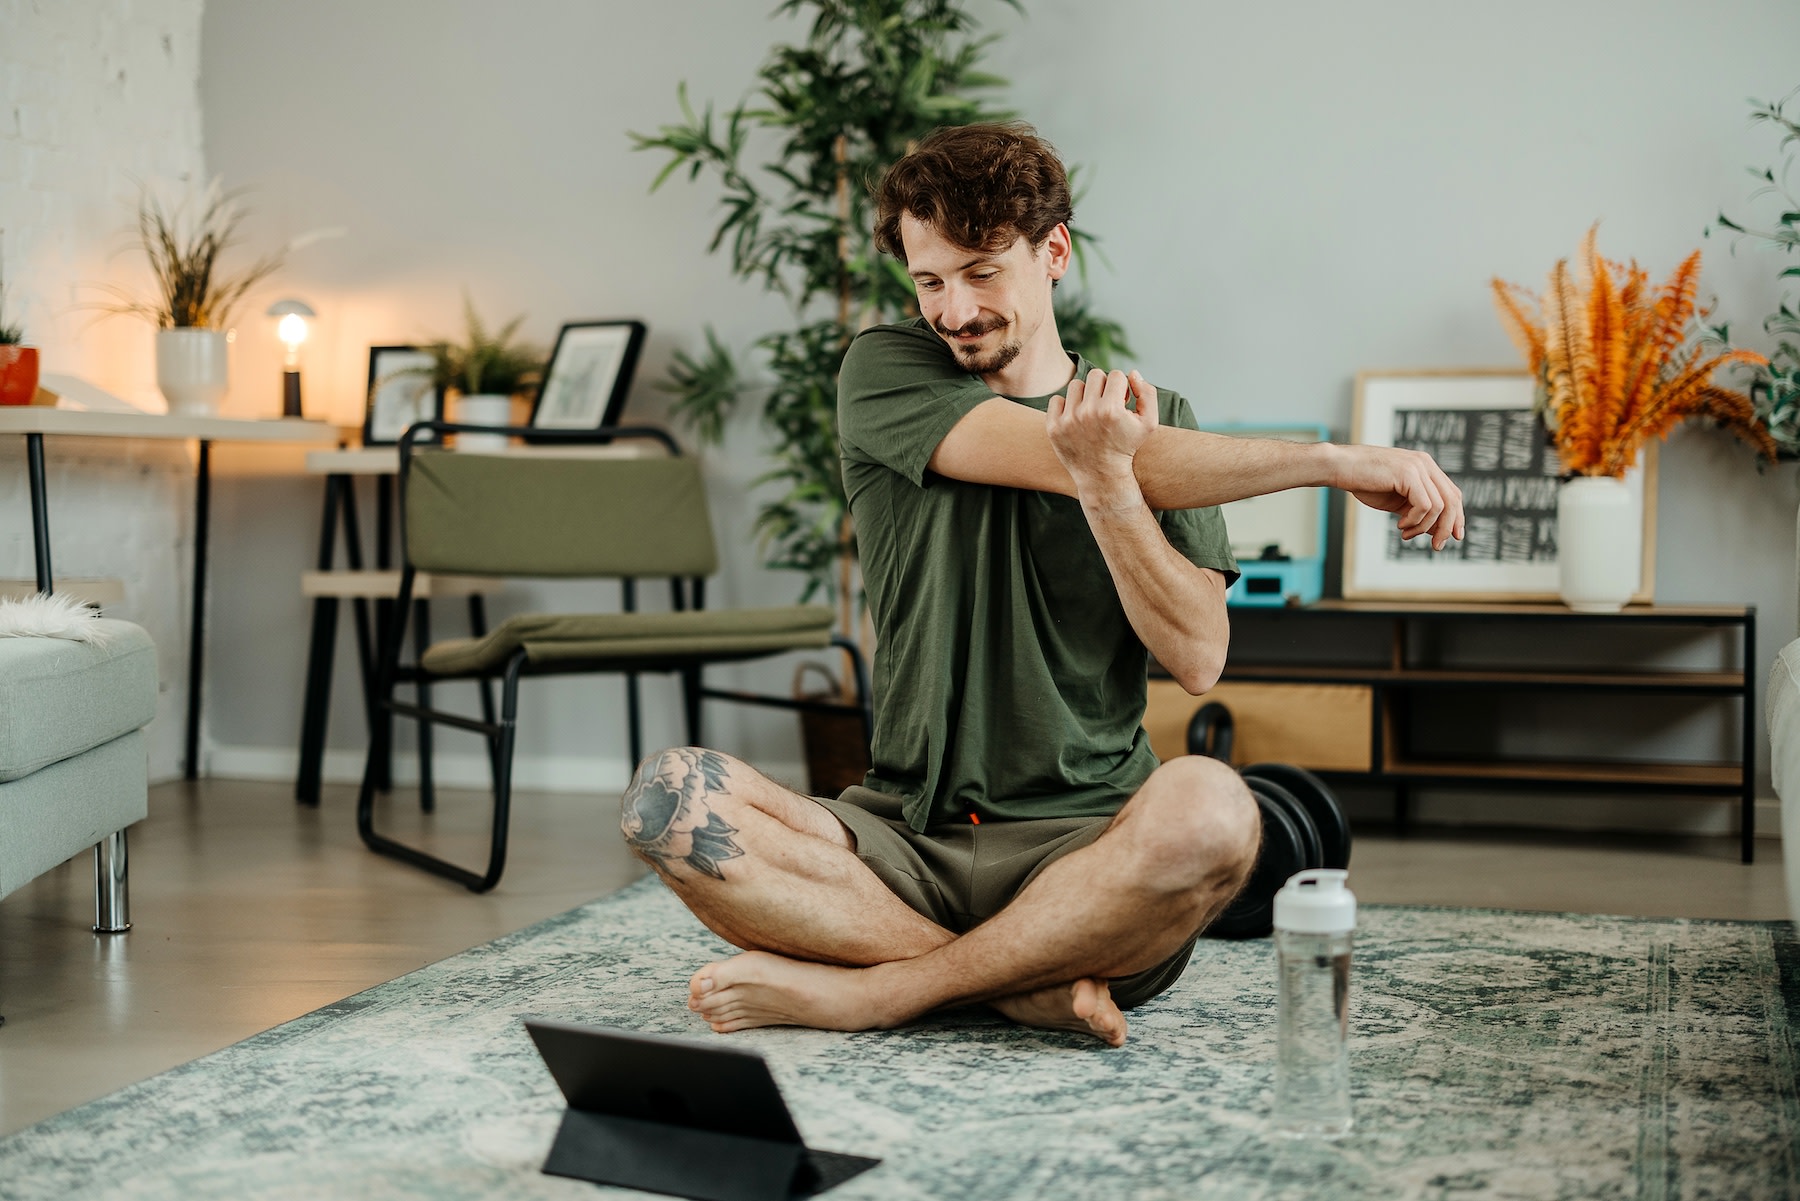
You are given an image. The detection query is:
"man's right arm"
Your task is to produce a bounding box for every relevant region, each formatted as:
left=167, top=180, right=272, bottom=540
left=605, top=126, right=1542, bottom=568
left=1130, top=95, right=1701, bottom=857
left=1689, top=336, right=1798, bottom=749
left=927, top=379, right=1466, bottom=550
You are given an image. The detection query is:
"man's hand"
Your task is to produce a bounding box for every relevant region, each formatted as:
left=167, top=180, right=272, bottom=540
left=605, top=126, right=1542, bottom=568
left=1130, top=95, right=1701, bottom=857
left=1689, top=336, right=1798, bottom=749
left=1331, top=444, right=1466, bottom=550
left=1045, top=368, right=1158, bottom=494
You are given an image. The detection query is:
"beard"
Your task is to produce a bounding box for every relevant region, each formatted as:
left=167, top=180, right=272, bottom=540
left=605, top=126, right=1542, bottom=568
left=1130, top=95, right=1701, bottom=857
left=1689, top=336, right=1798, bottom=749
left=935, top=318, right=1022, bottom=376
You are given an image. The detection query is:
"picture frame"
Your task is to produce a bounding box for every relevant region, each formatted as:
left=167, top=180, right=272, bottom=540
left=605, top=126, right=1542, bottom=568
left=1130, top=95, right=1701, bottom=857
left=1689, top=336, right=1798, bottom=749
left=526, top=319, right=647, bottom=436
left=1342, top=369, right=1657, bottom=603
left=363, top=345, right=440, bottom=447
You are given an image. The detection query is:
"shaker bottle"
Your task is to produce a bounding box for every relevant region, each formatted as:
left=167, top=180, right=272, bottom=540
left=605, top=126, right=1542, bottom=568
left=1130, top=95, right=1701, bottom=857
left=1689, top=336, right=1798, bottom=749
left=1271, top=868, right=1356, bottom=1137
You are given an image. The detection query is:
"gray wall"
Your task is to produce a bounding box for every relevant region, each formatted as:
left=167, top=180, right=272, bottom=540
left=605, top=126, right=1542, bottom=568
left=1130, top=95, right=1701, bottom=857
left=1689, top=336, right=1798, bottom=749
left=194, top=1, right=1800, bottom=814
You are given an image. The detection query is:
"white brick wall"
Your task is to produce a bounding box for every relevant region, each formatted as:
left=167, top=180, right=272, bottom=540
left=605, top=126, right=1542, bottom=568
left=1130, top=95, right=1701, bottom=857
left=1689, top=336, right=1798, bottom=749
left=1, top=0, right=209, bottom=781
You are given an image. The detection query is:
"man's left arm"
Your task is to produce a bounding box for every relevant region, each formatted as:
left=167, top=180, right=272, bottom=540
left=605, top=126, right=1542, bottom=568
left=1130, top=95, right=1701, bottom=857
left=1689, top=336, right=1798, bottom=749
left=1047, top=368, right=1229, bottom=695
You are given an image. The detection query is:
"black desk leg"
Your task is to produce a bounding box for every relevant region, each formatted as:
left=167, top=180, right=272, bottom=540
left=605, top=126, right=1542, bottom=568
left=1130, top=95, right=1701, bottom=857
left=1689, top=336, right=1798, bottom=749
left=338, top=479, right=376, bottom=731
left=374, top=475, right=395, bottom=791
left=296, top=475, right=346, bottom=805
left=185, top=440, right=211, bottom=780
left=414, top=598, right=435, bottom=813
left=26, top=433, right=52, bottom=593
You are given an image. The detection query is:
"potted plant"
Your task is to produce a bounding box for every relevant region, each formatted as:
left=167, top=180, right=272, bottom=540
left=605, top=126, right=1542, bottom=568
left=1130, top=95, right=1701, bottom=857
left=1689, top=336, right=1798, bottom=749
left=1705, top=86, right=1800, bottom=459
left=632, top=0, right=1133, bottom=792
left=89, top=181, right=288, bottom=415
left=1492, top=226, right=1777, bottom=611
left=0, top=234, right=36, bottom=407
left=418, top=295, right=544, bottom=452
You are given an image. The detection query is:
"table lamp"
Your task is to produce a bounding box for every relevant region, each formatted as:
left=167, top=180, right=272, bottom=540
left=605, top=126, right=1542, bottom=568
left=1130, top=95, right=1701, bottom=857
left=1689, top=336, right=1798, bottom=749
left=266, top=298, right=315, bottom=417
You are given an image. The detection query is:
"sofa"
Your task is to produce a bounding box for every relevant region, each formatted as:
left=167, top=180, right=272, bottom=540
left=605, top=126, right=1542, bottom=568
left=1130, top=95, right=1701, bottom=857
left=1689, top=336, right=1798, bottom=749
left=0, top=620, right=157, bottom=937
left=1770, top=511, right=1800, bottom=927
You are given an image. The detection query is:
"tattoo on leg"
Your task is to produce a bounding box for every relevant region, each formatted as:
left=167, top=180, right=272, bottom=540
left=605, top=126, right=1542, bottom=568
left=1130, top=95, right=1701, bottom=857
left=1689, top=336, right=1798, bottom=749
left=621, top=749, right=745, bottom=880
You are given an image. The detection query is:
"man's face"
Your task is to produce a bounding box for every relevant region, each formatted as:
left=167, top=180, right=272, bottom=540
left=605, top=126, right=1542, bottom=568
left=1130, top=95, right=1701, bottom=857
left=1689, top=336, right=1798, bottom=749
left=899, top=213, right=1069, bottom=378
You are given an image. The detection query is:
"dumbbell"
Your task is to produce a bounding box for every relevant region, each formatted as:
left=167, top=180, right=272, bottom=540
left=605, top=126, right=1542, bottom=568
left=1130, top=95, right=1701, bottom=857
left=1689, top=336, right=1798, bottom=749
left=1185, top=706, right=1352, bottom=939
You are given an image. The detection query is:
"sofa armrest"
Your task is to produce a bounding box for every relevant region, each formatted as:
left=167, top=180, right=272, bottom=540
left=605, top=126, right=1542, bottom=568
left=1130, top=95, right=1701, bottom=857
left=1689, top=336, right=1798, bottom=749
left=1772, top=639, right=1800, bottom=802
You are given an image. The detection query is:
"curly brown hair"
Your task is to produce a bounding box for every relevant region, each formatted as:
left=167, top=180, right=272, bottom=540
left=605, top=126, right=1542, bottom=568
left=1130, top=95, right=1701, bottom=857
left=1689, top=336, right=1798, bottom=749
left=872, top=122, right=1072, bottom=263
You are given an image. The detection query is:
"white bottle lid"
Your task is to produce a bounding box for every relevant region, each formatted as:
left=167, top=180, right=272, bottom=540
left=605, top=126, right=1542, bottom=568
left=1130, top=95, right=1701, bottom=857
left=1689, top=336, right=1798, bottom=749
left=1272, top=869, right=1356, bottom=934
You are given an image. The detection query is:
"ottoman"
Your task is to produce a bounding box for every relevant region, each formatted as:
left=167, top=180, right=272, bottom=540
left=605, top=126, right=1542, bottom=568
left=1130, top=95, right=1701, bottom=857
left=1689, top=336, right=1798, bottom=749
left=0, top=620, right=157, bottom=934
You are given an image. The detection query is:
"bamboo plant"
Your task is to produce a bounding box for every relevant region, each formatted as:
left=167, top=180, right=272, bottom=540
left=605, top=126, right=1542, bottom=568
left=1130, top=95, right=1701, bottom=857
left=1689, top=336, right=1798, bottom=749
left=632, top=0, right=1131, bottom=647
left=1491, top=226, right=1776, bottom=477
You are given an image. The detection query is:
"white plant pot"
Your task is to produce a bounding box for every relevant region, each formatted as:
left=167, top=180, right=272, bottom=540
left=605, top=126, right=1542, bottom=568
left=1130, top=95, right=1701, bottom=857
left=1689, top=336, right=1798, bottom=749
left=1557, top=475, right=1641, bottom=613
left=454, top=394, right=513, bottom=453
left=155, top=328, right=230, bottom=416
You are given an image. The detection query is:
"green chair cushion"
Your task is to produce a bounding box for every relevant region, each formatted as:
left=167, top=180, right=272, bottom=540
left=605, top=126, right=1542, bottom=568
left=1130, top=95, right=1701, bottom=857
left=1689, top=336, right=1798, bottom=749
left=418, top=605, right=837, bottom=678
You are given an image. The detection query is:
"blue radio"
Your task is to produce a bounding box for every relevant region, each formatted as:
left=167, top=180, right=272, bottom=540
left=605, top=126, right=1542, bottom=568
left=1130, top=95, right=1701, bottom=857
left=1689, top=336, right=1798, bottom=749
left=1202, top=423, right=1329, bottom=608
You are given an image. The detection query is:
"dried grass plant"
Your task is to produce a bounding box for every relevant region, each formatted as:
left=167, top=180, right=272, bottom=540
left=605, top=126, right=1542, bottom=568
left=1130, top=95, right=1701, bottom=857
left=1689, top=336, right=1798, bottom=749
left=1492, top=226, right=1777, bottom=477
left=90, top=181, right=286, bottom=330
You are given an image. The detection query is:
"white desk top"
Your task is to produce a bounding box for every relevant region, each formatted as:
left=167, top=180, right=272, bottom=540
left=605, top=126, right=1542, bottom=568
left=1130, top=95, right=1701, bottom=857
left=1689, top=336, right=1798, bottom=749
left=306, top=442, right=658, bottom=474
left=0, top=408, right=336, bottom=443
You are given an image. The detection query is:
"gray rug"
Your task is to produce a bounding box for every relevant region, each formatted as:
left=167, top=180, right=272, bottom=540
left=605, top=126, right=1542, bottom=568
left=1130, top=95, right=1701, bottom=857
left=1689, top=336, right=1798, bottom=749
left=3, top=877, right=1797, bottom=1200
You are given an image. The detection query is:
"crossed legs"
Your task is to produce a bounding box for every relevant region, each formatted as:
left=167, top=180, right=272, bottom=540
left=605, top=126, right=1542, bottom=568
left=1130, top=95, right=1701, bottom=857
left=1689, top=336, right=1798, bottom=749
left=619, top=747, right=1258, bottom=1046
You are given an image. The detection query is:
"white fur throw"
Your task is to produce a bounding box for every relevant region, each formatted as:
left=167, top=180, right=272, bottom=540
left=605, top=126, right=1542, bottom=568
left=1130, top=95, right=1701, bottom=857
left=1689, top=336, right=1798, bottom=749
left=0, top=592, right=114, bottom=644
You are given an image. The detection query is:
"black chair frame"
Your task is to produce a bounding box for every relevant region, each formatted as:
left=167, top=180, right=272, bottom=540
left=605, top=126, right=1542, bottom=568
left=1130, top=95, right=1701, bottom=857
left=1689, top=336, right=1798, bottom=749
left=355, top=421, right=871, bottom=893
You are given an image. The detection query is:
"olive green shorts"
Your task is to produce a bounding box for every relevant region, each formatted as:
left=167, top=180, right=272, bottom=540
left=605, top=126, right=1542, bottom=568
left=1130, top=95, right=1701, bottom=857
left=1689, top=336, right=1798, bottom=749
left=815, top=786, right=1198, bottom=1011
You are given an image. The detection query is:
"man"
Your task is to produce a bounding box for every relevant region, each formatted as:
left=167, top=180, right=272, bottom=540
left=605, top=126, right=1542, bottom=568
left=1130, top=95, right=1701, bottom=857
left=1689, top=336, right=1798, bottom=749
left=621, top=123, right=1463, bottom=1046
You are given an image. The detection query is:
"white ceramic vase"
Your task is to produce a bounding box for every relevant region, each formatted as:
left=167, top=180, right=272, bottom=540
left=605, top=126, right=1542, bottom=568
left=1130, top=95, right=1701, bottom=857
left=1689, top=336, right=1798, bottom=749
left=454, top=394, right=513, bottom=453
left=1557, top=475, right=1641, bottom=613
left=155, top=328, right=230, bottom=416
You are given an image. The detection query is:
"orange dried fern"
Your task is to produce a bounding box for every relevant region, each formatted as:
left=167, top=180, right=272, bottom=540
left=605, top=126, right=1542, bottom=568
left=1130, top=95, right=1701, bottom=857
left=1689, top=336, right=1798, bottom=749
left=1491, top=231, right=1771, bottom=478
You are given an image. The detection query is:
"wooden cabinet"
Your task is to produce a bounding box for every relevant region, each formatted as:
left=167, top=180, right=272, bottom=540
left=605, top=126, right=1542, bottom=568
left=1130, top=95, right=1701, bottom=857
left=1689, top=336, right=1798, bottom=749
left=1145, top=601, right=1758, bottom=862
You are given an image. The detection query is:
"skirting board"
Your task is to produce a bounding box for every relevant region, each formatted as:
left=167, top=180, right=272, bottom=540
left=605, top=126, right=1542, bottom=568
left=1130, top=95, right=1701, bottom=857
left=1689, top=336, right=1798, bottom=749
left=196, top=746, right=813, bottom=798
left=186, top=747, right=1783, bottom=840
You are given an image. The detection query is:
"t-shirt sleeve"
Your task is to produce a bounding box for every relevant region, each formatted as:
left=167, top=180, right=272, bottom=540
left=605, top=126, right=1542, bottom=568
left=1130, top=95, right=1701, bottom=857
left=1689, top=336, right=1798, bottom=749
left=838, top=324, right=996, bottom=487
left=1156, top=391, right=1241, bottom=586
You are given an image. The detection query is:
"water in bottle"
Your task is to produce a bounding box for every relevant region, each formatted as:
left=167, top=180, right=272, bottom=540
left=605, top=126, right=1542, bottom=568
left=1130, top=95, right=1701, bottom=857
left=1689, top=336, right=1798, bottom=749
left=1271, top=868, right=1356, bottom=1138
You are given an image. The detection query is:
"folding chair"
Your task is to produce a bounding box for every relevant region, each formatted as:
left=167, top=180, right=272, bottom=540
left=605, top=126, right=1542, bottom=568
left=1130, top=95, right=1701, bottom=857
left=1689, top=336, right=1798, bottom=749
left=355, top=421, right=870, bottom=892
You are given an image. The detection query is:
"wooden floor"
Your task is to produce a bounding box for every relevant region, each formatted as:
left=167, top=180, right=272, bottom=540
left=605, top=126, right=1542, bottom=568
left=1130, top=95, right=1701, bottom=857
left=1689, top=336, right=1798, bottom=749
left=0, top=776, right=1789, bottom=1137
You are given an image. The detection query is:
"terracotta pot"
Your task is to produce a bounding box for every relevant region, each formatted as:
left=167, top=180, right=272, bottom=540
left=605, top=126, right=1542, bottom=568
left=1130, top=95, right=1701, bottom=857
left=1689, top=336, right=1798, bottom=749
left=0, top=345, right=39, bottom=406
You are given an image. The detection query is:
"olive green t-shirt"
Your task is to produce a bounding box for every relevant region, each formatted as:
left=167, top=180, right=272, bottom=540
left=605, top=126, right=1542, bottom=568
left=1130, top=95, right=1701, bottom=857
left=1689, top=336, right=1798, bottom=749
left=837, top=318, right=1238, bottom=832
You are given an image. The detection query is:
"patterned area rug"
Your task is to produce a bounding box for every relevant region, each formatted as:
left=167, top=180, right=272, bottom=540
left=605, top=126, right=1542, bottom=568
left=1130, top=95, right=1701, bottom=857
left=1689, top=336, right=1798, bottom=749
left=3, top=878, right=1797, bottom=1200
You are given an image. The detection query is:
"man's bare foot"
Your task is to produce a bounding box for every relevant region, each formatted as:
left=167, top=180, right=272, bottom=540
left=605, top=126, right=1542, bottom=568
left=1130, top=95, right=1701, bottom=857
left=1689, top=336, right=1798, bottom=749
left=991, top=979, right=1127, bottom=1047
left=689, top=950, right=891, bottom=1034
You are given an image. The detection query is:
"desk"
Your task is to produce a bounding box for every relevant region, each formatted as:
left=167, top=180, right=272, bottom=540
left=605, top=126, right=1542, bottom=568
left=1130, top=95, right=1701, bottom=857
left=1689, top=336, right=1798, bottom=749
left=1, top=408, right=336, bottom=778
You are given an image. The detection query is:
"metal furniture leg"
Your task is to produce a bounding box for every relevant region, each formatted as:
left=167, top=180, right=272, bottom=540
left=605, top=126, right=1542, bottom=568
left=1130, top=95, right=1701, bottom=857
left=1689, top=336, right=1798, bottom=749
left=184, top=440, right=211, bottom=779
left=1744, top=611, right=1757, bottom=865
left=373, top=475, right=395, bottom=791
left=26, top=432, right=52, bottom=594
left=296, top=475, right=346, bottom=805
left=414, top=598, right=435, bottom=813
left=469, top=594, right=500, bottom=782
left=93, top=830, right=130, bottom=933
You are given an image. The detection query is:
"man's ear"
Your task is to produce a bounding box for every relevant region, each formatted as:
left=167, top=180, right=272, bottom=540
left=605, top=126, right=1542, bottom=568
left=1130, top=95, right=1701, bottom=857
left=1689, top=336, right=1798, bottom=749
left=1043, top=223, right=1073, bottom=283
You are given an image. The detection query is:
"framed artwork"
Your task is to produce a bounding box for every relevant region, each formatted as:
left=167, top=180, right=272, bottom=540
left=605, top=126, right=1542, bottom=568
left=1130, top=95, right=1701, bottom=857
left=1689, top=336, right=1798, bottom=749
left=527, top=319, right=647, bottom=435
left=363, top=345, right=439, bottom=446
left=1342, top=369, right=1657, bottom=603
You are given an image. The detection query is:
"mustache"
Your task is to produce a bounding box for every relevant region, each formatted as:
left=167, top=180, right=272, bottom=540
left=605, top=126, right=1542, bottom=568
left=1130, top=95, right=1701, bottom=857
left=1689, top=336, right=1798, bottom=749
left=934, top=318, right=1005, bottom=340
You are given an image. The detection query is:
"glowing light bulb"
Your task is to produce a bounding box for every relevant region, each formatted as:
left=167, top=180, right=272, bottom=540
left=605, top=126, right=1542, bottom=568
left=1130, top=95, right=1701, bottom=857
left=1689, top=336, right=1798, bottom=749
left=277, top=312, right=309, bottom=359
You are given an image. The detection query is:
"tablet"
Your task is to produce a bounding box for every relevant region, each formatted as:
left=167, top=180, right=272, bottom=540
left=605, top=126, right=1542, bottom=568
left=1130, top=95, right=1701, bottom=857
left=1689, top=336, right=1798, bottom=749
left=526, top=1020, right=879, bottom=1200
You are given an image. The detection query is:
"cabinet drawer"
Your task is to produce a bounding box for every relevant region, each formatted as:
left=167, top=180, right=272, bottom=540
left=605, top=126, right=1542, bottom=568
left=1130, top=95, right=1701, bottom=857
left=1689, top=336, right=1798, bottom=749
left=1143, top=680, right=1373, bottom=771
